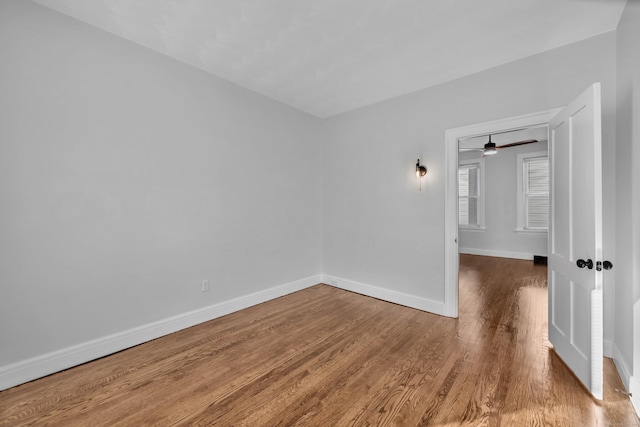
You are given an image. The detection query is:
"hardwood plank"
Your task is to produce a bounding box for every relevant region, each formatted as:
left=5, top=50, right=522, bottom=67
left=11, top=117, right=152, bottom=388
left=1, top=255, right=638, bottom=426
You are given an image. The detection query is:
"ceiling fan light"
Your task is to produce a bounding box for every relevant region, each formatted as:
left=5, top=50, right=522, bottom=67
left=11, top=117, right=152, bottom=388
left=483, top=141, right=497, bottom=155
left=483, top=135, right=498, bottom=155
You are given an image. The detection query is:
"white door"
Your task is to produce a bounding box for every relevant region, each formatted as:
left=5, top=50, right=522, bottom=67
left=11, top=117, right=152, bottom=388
left=548, top=83, right=603, bottom=399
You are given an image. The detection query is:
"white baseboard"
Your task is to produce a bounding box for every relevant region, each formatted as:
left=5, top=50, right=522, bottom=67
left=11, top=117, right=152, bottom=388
left=613, top=343, right=633, bottom=390
left=604, top=339, right=614, bottom=358
left=629, top=376, right=640, bottom=417
left=322, top=274, right=446, bottom=316
left=459, top=247, right=540, bottom=260
left=613, top=345, right=640, bottom=418
left=0, top=275, right=321, bottom=391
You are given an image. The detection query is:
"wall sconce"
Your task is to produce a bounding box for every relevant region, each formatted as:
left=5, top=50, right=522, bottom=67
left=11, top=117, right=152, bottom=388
left=416, top=158, right=427, bottom=191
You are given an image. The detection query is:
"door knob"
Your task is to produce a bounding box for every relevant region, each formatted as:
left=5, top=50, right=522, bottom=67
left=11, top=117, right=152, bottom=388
left=576, top=259, right=593, bottom=269
left=596, top=260, right=613, bottom=271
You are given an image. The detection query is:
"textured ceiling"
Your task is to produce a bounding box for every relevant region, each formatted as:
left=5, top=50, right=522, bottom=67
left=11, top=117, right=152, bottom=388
left=32, top=0, right=626, bottom=118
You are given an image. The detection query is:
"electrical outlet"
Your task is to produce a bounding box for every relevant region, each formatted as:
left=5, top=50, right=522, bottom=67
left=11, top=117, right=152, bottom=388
left=201, top=280, right=210, bottom=292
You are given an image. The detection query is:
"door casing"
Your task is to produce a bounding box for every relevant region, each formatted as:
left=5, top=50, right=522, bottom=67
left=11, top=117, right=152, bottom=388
left=443, top=108, right=562, bottom=317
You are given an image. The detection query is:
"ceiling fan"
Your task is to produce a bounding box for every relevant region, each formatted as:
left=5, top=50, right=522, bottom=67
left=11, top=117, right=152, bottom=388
left=460, top=134, right=538, bottom=156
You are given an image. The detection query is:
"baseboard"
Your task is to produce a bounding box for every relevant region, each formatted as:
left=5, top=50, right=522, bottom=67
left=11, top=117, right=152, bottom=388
left=629, top=376, right=640, bottom=416
left=613, top=348, right=640, bottom=417
left=459, top=247, right=539, bottom=260
left=604, top=339, right=614, bottom=358
left=613, top=343, right=633, bottom=390
left=0, top=275, right=321, bottom=391
left=322, top=274, right=446, bottom=316
left=633, top=300, right=640, bottom=417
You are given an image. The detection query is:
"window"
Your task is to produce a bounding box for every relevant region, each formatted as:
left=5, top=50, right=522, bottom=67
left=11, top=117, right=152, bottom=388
left=458, top=158, right=485, bottom=229
left=516, top=151, right=549, bottom=232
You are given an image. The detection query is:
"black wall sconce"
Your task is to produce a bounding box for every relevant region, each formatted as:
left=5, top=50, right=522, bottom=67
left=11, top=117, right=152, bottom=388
left=416, top=159, right=427, bottom=191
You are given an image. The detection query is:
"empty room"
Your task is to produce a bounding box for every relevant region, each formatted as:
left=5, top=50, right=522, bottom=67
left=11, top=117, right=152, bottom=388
left=1, top=0, right=640, bottom=425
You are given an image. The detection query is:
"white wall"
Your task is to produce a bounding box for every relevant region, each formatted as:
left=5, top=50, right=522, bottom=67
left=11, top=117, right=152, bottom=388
left=323, top=32, right=617, bottom=338
left=459, top=141, right=548, bottom=259
left=0, top=0, right=322, bottom=381
left=615, top=0, right=640, bottom=400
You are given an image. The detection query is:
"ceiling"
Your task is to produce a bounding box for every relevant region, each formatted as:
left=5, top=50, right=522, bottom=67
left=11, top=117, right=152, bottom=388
left=32, top=0, right=626, bottom=118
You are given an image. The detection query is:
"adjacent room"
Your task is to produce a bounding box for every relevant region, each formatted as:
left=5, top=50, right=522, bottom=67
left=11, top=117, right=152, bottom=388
left=1, top=0, right=640, bottom=425
left=458, top=127, right=549, bottom=261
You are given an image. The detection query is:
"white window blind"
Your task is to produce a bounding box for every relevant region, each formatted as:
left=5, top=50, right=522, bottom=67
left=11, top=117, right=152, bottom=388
left=523, top=157, right=549, bottom=229
left=458, top=164, right=480, bottom=226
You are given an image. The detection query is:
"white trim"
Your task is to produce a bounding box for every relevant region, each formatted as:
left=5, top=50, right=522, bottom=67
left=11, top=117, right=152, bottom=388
left=322, top=274, right=446, bottom=316
left=458, top=248, right=537, bottom=260
left=0, top=275, right=321, bottom=391
left=634, top=300, right=640, bottom=417
left=444, top=108, right=562, bottom=318
left=604, top=339, right=614, bottom=358
left=514, top=228, right=548, bottom=235
left=613, top=343, right=633, bottom=390
left=629, top=376, right=640, bottom=416
left=444, top=125, right=460, bottom=318
left=459, top=226, right=487, bottom=232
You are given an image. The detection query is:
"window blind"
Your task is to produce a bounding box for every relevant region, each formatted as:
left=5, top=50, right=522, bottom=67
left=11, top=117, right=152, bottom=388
left=524, top=157, right=549, bottom=229
left=459, top=165, right=479, bottom=226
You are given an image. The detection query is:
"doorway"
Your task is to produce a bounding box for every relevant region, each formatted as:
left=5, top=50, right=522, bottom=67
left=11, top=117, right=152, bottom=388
left=443, top=109, right=560, bottom=317
left=457, top=126, right=549, bottom=261
left=444, top=88, right=607, bottom=400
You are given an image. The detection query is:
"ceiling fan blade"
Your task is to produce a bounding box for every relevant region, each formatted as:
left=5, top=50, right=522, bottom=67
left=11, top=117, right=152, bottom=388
left=459, top=148, right=485, bottom=152
left=496, top=139, right=538, bottom=149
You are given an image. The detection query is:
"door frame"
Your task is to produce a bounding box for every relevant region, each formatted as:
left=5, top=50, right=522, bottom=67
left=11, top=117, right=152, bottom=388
left=443, top=108, right=562, bottom=317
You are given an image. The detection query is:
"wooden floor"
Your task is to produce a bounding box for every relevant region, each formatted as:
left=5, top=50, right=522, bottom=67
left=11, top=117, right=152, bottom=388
left=1, top=255, right=638, bottom=426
